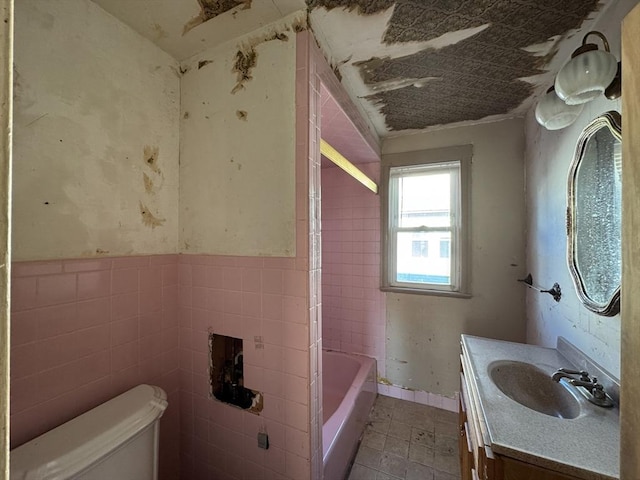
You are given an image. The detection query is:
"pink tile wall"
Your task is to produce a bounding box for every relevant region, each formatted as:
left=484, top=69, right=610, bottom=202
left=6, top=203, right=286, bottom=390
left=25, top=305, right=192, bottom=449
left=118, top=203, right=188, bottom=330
left=9, top=31, right=325, bottom=480
left=319, top=84, right=379, bottom=165
left=177, top=255, right=313, bottom=480
left=303, top=31, right=324, bottom=480
left=10, top=255, right=181, bottom=480
left=321, top=164, right=386, bottom=377
left=175, top=32, right=319, bottom=480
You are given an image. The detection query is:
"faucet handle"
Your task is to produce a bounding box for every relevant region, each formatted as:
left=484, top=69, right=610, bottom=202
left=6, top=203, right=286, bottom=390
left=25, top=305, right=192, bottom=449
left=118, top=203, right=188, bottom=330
left=557, top=368, right=591, bottom=381
left=591, top=383, right=611, bottom=402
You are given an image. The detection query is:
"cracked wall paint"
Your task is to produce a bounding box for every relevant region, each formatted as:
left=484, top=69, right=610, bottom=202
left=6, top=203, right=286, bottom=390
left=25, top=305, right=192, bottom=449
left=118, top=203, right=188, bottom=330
left=183, top=0, right=252, bottom=35
left=143, top=172, right=154, bottom=193
left=307, top=0, right=392, bottom=15
left=179, top=14, right=300, bottom=256
left=13, top=0, right=180, bottom=260
left=140, top=145, right=166, bottom=228
left=139, top=201, right=166, bottom=228
left=523, top=0, right=636, bottom=383
left=383, top=119, right=527, bottom=395
left=230, top=29, right=292, bottom=94
left=143, top=144, right=161, bottom=174
left=231, top=48, right=257, bottom=93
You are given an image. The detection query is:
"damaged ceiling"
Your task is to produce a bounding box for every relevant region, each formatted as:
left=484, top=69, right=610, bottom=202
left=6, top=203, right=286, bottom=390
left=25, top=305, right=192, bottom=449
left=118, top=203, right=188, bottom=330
left=91, top=0, right=306, bottom=60
left=91, top=0, right=612, bottom=136
left=308, top=0, right=610, bottom=134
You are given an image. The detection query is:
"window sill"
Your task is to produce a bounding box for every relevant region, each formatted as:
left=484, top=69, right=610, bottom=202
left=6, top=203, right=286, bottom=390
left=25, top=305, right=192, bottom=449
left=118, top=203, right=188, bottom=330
left=380, top=286, right=472, bottom=299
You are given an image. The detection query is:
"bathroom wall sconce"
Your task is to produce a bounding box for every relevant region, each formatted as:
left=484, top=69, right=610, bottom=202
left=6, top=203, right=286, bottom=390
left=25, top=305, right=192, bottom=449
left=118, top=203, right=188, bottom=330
left=536, top=31, right=621, bottom=130
left=518, top=273, right=562, bottom=302
left=535, top=86, right=584, bottom=130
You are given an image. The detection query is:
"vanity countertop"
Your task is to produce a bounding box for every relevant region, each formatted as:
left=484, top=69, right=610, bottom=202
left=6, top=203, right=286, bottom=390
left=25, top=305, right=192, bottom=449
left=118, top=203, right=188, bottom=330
left=461, top=335, right=619, bottom=480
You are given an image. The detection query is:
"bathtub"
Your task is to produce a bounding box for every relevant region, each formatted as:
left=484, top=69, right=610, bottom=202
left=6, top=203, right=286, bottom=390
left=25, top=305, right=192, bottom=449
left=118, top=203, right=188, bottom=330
left=322, top=350, right=377, bottom=480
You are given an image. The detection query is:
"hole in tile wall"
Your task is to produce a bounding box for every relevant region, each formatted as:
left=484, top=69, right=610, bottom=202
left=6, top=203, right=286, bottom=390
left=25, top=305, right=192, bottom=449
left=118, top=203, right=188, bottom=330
left=209, top=333, right=263, bottom=412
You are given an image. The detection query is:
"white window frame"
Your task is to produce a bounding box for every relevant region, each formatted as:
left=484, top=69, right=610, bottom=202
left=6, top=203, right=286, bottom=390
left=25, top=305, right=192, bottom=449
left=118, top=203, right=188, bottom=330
left=381, top=145, right=472, bottom=297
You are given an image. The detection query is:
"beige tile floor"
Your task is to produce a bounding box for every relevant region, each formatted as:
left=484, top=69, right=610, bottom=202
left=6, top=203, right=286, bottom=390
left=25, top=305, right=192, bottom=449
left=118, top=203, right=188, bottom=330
left=347, top=395, right=461, bottom=480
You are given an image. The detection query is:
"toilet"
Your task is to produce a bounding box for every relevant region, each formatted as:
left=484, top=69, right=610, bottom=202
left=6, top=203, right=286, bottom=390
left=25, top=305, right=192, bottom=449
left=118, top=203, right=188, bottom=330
left=11, top=384, right=168, bottom=480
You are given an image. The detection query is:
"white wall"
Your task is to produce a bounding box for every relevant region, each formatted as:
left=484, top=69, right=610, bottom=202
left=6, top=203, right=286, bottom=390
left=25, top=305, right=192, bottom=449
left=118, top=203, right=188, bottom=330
left=524, top=0, right=639, bottom=379
left=0, top=0, right=11, bottom=472
left=179, top=15, right=302, bottom=256
left=382, top=118, right=527, bottom=397
left=13, top=0, right=180, bottom=261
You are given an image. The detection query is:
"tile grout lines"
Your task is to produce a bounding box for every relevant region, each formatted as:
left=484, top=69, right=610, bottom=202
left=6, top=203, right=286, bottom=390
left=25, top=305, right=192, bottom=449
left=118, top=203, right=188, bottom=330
left=348, top=395, right=462, bottom=480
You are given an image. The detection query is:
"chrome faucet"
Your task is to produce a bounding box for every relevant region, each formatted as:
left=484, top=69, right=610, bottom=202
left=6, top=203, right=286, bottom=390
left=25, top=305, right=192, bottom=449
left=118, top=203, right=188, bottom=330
left=551, top=368, right=590, bottom=383
left=551, top=368, right=614, bottom=408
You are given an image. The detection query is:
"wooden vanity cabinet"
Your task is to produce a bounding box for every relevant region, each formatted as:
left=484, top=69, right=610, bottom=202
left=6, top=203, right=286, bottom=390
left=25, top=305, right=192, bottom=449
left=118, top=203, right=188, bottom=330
left=499, top=457, right=586, bottom=480
left=458, top=391, right=472, bottom=480
left=459, top=356, right=584, bottom=480
left=459, top=363, right=497, bottom=480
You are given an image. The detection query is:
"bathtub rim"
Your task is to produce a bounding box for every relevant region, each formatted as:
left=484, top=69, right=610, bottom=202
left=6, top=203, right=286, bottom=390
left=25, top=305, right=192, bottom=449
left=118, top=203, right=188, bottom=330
left=322, top=349, right=377, bottom=463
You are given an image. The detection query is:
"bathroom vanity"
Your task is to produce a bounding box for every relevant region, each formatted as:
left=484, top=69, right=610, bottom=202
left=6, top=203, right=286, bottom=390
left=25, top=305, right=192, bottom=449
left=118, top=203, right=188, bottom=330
left=459, top=335, right=619, bottom=480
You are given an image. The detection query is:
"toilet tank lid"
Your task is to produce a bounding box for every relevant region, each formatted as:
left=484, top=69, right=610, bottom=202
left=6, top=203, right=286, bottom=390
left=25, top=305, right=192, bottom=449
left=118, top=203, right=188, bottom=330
left=10, top=384, right=168, bottom=480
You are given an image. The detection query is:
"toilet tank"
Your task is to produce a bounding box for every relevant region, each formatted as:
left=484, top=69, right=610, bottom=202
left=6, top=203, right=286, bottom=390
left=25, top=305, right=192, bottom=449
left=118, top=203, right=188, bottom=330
left=11, top=384, right=168, bottom=480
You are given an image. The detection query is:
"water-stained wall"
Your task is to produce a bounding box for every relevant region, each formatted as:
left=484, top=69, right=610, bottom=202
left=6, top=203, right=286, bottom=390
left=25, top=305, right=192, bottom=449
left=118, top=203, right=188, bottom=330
left=179, top=13, right=304, bottom=256
left=13, top=0, right=180, bottom=261
left=524, top=0, right=638, bottom=379
left=382, top=118, right=527, bottom=397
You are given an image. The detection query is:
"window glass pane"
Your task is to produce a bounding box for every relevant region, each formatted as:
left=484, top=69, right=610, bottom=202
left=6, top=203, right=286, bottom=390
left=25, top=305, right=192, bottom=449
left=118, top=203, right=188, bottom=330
left=396, top=231, right=451, bottom=285
left=386, top=157, right=465, bottom=293
left=411, top=239, right=428, bottom=257
left=439, top=238, right=450, bottom=258
left=398, top=173, right=451, bottom=228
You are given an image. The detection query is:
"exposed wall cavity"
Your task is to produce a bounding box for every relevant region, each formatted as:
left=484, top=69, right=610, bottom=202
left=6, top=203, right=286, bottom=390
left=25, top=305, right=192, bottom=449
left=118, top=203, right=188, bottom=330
left=183, top=0, right=252, bottom=35
left=310, top=0, right=603, bottom=130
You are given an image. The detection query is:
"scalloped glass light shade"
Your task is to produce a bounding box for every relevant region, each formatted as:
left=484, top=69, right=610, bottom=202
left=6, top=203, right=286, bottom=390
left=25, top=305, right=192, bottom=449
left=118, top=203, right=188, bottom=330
left=535, top=89, right=584, bottom=130
left=555, top=50, right=617, bottom=105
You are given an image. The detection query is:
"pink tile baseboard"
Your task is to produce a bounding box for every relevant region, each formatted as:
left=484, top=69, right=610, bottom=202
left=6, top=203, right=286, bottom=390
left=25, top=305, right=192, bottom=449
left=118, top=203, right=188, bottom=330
left=377, top=384, right=460, bottom=413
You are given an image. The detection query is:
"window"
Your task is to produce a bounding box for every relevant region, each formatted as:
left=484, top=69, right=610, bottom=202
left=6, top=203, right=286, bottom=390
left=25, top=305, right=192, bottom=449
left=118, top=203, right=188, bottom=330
left=439, top=238, right=450, bottom=258
left=411, top=239, right=428, bottom=257
left=381, top=145, right=471, bottom=296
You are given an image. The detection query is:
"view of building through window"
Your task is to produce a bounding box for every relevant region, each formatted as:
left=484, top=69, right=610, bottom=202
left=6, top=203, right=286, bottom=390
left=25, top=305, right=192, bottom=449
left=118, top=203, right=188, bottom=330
left=391, top=165, right=458, bottom=289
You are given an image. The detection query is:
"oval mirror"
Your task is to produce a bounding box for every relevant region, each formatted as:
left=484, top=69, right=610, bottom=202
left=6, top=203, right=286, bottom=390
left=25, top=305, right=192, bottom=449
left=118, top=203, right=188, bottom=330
left=567, top=111, right=621, bottom=316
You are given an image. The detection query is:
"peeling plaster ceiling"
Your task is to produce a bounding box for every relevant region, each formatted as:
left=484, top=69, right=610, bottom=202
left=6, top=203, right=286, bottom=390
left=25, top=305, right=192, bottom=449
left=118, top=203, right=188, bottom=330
left=91, top=0, right=614, bottom=138
left=309, top=0, right=612, bottom=135
left=91, top=0, right=306, bottom=60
